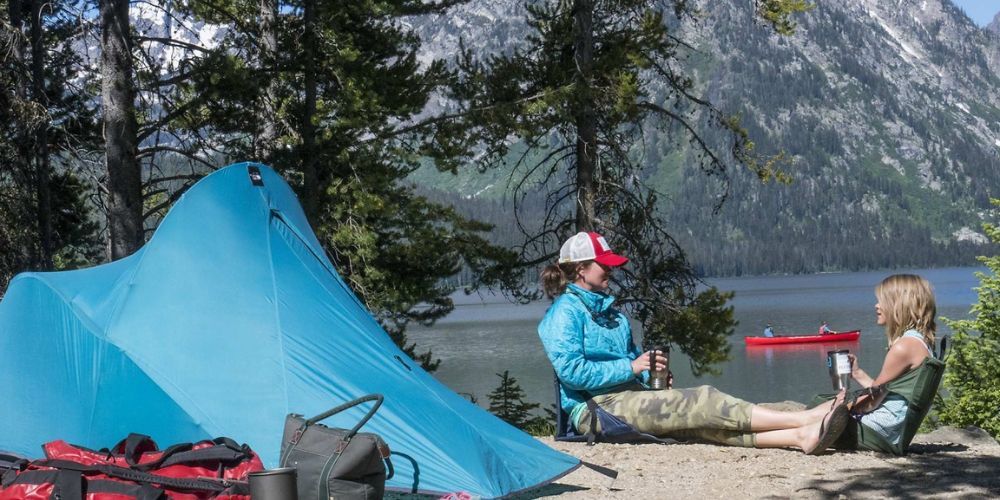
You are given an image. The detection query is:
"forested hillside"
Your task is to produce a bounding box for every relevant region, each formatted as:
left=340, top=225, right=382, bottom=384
left=409, top=0, right=999, bottom=277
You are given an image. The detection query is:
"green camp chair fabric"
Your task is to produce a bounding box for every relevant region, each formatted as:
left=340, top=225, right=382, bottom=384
left=811, top=347, right=946, bottom=455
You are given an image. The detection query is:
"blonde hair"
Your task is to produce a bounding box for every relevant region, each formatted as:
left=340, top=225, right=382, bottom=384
left=540, top=261, right=591, bottom=298
left=875, top=274, right=936, bottom=348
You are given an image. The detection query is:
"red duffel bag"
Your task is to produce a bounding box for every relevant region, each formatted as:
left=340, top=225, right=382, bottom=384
left=0, top=434, right=263, bottom=499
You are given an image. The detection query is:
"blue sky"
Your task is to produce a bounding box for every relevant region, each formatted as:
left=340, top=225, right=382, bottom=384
left=951, top=0, right=1000, bottom=26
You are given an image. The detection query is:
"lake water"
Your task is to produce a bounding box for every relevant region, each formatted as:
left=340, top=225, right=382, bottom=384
left=407, top=267, right=982, bottom=412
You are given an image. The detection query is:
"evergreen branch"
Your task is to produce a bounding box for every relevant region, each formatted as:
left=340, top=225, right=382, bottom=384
left=178, top=0, right=264, bottom=52
left=136, top=97, right=205, bottom=142
left=142, top=184, right=191, bottom=220
left=142, top=174, right=204, bottom=186
left=396, top=0, right=468, bottom=16
left=135, top=36, right=213, bottom=54
left=133, top=0, right=217, bottom=41
left=374, top=86, right=572, bottom=141
left=148, top=70, right=198, bottom=88
left=646, top=58, right=709, bottom=107
left=511, top=147, right=578, bottom=242
left=663, top=32, right=698, bottom=52
left=638, top=102, right=719, bottom=163
left=136, top=145, right=216, bottom=171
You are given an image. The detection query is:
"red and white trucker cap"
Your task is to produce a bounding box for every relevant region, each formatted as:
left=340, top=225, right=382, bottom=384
left=558, top=232, right=629, bottom=267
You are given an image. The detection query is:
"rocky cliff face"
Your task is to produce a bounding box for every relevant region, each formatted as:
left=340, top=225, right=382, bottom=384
left=668, top=0, right=999, bottom=274
left=410, top=0, right=1000, bottom=275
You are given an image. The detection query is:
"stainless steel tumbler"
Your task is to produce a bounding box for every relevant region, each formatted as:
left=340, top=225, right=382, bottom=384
left=826, top=349, right=851, bottom=390
left=649, top=345, right=670, bottom=390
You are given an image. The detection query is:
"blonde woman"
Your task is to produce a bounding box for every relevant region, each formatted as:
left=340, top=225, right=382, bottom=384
left=840, top=274, right=937, bottom=449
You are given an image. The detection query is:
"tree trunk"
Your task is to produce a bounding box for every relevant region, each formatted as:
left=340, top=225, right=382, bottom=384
left=572, top=0, right=596, bottom=232
left=257, top=0, right=279, bottom=160
left=300, top=0, right=318, bottom=219
left=29, top=0, right=52, bottom=269
left=8, top=0, right=36, bottom=266
left=100, top=0, right=143, bottom=260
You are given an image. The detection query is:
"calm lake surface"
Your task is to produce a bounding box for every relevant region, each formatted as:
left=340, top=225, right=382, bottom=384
left=407, top=267, right=982, bottom=410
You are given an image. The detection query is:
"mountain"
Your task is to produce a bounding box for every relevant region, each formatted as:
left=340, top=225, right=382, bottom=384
left=988, top=11, right=1000, bottom=34
left=409, top=0, right=1000, bottom=276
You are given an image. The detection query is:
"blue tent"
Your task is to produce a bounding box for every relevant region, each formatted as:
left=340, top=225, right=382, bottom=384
left=0, top=163, right=580, bottom=497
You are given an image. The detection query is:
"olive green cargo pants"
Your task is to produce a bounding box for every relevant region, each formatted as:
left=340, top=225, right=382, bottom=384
left=576, top=385, right=756, bottom=447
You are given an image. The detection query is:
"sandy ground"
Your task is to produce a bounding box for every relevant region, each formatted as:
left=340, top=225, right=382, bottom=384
left=517, top=404, right=1000, bottom=499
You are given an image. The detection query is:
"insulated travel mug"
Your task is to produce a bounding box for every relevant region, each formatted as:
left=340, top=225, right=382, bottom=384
left=826, top=349, right=851, bottom=390
left=649, top=345, right=670, bottom=390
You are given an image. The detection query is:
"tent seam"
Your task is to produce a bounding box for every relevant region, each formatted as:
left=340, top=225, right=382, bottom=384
left=266, top=210, right=292, bottom=417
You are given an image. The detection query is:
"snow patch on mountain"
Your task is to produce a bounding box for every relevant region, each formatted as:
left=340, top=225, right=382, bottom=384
left=953, top=227, right=988, bottom=244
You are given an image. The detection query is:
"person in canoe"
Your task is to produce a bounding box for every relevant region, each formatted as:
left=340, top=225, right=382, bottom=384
left=763, top=324, right=775, bottom=337
left=539, top=231, right=852, bottom=455
left=819, top=321, right=835, bottom=335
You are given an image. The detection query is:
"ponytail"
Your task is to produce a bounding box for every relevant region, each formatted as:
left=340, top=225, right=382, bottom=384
left=541, top=261, right=589, bottom=298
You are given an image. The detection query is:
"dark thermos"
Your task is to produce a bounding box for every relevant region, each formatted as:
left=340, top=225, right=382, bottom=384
left=248, top=467, right=298, bottom=500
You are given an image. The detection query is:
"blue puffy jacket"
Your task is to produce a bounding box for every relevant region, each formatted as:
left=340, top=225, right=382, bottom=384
left=538, top=284, right=645, bottom=417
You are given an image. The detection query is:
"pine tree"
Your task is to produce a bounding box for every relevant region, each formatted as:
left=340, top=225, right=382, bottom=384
left=455, top=0, right=808, bottom=374
left=151, top=0, right=528, bottom=372
left=1, top=0, right=101, bottom=291
left=938, top=198, right=1000, bottom=438
left=487, top=370, right=540, bottom=429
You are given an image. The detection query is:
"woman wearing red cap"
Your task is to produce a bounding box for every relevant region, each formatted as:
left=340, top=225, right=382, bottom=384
left=538, top=231, right=851, bottom=454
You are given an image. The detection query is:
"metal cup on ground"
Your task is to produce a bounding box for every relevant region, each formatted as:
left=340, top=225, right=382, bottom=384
left=826, top=349, right=851, bottom=390
left=248, top=467, right=298, bottom=500
left=648, top=345, right=670, bottom=390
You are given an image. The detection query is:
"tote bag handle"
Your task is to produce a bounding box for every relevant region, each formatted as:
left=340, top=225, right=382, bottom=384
left=304, top=394, right=383, bottom=439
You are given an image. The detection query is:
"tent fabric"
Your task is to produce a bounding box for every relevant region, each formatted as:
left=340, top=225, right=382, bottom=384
left=0, top=163, right=580, bottom=498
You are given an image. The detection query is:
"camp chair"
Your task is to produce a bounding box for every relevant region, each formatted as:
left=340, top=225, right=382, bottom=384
left=553, top=373, right=675, bottom=445
left=812, top=336, right=948, bottom=455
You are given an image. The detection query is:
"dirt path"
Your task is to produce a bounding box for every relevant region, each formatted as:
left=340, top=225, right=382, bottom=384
left=523, top=426, right=1000, bottom=498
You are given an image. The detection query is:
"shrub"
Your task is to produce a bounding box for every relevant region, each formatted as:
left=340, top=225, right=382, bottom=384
left=938, top=199, right=1000, bottom=439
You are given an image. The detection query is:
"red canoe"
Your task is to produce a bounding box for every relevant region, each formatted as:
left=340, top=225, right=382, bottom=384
left=744, top=329, right=861, bottom=345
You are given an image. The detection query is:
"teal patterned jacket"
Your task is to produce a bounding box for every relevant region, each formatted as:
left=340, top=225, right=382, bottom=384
left=538, top=284, right=645, bottom=415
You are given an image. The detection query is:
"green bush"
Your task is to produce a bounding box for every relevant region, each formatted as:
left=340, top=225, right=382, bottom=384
left=487, top=370, right=540, bottom=429
left=938, top=198, right=1000, bottom=439
left=486, top=370, right=557, bottom=436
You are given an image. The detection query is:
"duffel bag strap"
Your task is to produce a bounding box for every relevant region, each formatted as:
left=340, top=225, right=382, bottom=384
left=135, top=446, right=247, bottom=472
left=1, top=453, right=29, bottom=486
left=113, top=434, right=163, bottom=466
left=53, top=469, right=84, bottom=500
left=36, top=459, right=232, bottom=493
left=5, top=469, right=165, bottom=500
left=112, top=433, right=212, bottom=471
left=133, top=438, right=250, bottom=472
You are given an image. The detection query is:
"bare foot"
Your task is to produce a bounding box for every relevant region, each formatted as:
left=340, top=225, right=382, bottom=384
left=803, top=391, right=849, bottom=455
